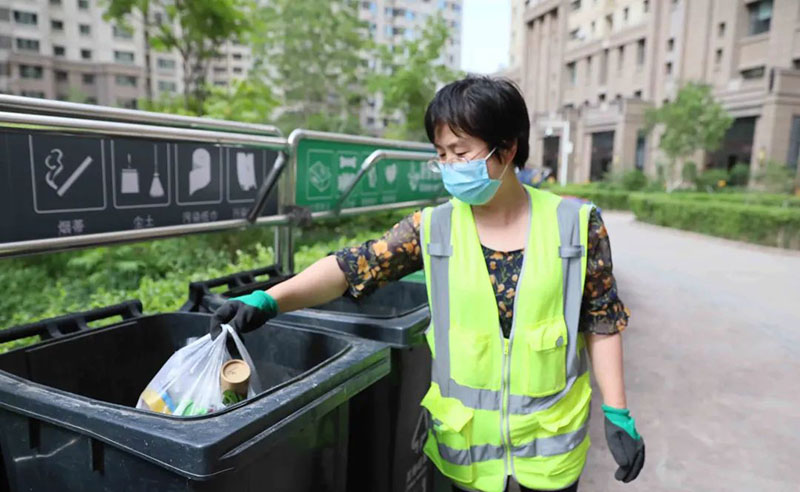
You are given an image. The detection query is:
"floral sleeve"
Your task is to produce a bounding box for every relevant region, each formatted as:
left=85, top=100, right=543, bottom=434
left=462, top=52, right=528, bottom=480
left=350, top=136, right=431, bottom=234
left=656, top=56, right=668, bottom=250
left=579, top=209, right=631, bottom=335
left=334, top=211, right=423, bottom=299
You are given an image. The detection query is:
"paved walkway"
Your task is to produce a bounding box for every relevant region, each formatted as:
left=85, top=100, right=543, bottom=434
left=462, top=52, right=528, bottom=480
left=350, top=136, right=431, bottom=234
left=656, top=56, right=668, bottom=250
left=579, top=212, right=800, bottom=491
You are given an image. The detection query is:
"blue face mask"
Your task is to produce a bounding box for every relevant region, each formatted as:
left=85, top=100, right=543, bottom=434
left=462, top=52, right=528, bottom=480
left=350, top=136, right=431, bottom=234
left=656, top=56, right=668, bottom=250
left=440, top=148, right=509, bottom=205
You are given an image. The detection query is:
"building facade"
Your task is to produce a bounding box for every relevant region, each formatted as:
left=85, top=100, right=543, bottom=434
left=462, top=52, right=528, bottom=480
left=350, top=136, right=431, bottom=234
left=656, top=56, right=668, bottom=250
left=0, top=0, right=254, bottom=108
left=358, top=0, right=463, bottom=134
left=514, top=0, right=800, bottom=184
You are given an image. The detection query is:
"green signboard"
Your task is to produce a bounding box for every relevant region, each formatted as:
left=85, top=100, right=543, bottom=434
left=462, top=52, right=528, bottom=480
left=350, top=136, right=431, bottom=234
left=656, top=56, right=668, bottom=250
left=294, top=136, right=445, bottom=212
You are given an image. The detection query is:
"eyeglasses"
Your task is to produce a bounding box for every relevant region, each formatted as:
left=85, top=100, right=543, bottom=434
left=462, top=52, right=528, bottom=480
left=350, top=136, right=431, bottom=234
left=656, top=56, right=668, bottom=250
left=426, top=147, right=496, bottom=174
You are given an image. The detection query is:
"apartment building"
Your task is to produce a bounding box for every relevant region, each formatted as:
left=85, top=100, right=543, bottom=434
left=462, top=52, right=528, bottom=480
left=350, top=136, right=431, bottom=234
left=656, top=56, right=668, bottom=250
left=358, top=0, right=464, bottom=134
left=514, top=0, right=800, bottom=183
left=0, top=0, right=253, bottom=108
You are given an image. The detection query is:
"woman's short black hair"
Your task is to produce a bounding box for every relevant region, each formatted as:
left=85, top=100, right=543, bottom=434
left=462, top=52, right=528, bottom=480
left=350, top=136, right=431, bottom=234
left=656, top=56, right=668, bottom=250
left=424, top=76, right=530, bottom=170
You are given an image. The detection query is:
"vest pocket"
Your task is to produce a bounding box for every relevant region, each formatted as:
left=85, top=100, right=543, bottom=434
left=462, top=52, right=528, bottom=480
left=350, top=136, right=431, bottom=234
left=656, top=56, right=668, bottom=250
left=451, top=330, right=496, bottom=389
left=421, top=390, right=475, bottom=482
left=520, top=318, right=568, bottom=397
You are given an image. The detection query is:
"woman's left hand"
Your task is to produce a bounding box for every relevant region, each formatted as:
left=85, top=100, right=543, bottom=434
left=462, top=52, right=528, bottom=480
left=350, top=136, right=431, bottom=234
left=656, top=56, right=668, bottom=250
left=602, top=404, right=645, bottom=483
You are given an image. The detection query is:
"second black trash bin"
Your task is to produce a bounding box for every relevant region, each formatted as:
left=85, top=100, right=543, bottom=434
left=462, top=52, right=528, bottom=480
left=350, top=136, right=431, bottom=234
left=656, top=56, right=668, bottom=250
left=0, top=301, right=390, bottom=492
left=185, top=267, right=435, bottom=492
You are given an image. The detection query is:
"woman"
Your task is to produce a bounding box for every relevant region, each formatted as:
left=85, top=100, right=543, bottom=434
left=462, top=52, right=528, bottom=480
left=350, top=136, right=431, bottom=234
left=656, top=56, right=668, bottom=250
left=210, top=76, right=645, bottom=492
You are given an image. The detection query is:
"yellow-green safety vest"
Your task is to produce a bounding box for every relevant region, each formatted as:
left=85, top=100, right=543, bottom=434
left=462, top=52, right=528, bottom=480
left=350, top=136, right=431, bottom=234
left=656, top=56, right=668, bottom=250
left=420, top=186, right=594, bottom=492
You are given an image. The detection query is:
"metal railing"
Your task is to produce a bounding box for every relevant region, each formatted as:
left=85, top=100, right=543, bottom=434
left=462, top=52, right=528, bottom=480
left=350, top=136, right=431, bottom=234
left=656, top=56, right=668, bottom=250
left=0, top=94, right=282, bottom=137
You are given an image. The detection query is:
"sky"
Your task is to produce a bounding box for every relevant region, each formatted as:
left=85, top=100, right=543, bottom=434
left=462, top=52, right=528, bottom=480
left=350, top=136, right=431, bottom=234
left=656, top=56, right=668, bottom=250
left=460, top=0, right=511, bottom=74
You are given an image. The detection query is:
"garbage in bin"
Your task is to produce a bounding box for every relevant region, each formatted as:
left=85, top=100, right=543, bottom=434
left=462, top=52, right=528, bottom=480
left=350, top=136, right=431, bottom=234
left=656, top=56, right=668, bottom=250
left=137, top=325, right=263, bottom=416
left=185, top=268, right=434, bottom=492
left=0, top=301, right=390, bottom=492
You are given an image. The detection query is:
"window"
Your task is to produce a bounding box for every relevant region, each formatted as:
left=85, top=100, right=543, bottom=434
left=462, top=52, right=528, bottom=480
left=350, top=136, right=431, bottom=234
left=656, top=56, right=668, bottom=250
left=19, top=65, right=43, bottom=79
left=55, top=70, right=68, bottom=82
left=623, top=7, right=629, bottom=22
left=635, top=131, right=646, bottom=170
left=233, top=67, right=243, bottom=74
left=586, top=56, right=593, bottom=81
left=54, top=45, right=65, bottom=56
left=113, top=25, right=133, bottom=39
left=157, top=58, right=176, bottom=70
left=634, top=90, right=643, bottom=98
left=51, top=20, right=64, bottom=31
left=715, top=49, right=723, bottom=64
left=618, top=45, right=625, bottom=71
left=13, top=11, right=37, bottom=25
left=747, top=0, right=772, bottom=36
left=667, top=38, right=674, bottom=51
left=794, top=58, right=800, bottom=70
left=82, top=73, right=95, bottom=84
left=117, top=98, right=137, bottom=109
left=637, top=39, right=645, bottom=66
left=115, top=75, right=137, bottom=87
left=665, top=61, right=673, bottom=76
left=643, top=0, right=650, bottom=13
left=718, top=22, right=726, bottom=37
left=86, top=97, right=97, bottom=104
left=79, top=24, right=91, bottom=35
left=569, top=28, right=580, bottom=40
left=213, top=66, right=226, bottom=73
left=50, top=0, right=62, bottom=5
left=158, top=80, right=176, bottom=92
left=566, top=62, right=576, bottom=85
left=671, top=0, right=679, bottom=9
left=570, top=0, right=581, bottom=10
left=21, top=91, right=45, bottom=98
left=741, top=66, right=765, bottom=79
left=114, top=50, right=135, bottom=64
left=232, top=53, right=243, bottom=60
left=406, top=10, right=415, bottom=21
left=600, top=49, right=609, bottom=84
left=605, top=14, right=613, bottom=32
left=591, top=21, right=596, bottom=34
left=16, top=38, right=40, bottom=52
left=78, top=0, right=90, bottom=9
left=214, top=80, right=226, bottom=87
left=81, top=49, right=92, bottom=60
left=599, top=93, right=606, bottom=102
left=787, top=116, right=800, bottom=169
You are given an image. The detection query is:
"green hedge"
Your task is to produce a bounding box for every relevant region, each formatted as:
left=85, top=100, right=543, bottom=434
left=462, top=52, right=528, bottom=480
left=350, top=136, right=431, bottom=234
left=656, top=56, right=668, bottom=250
left=0, top=210, right=410, bottom=353
left=548, top=186, right=631, bottom=210
left=668, top=191, right=800, bottom=208
left=629, top=193, right=800, bottom=249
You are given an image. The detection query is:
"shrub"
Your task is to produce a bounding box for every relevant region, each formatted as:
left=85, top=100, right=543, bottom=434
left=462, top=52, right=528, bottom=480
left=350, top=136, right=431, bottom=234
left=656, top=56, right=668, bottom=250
left=695, top=168, right=729, bottom=191
left=548, top=185, right=631, bottom=210
left=681, top=162, right=698, bottom=185
left=728, top=163, right=750, bottom=187
left=629, top=193, right=800, bottom=249
left=754, top=161, right=795, bottom=194
left=603, top=169, right=648, bottom=191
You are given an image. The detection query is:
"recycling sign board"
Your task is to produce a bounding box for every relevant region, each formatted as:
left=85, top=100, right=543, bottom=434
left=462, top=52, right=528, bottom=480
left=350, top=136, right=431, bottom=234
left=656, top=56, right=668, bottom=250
left=0, top=127, right=281, bottom=245
left=293, top=135, right=445, bottom=213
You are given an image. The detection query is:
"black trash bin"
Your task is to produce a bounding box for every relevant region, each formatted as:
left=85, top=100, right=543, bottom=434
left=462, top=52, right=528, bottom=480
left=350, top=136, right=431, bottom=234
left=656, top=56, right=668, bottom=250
left=0, top=301, right=390, bottom=492
left=185, top=267, right=434, bottom=492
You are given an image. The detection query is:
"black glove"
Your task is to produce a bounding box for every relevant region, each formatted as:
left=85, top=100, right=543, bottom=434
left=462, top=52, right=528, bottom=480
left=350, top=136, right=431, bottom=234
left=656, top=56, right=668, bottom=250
left=604, top=415, right=645, bottom=482
left=209, top=291, right=278, bottom=340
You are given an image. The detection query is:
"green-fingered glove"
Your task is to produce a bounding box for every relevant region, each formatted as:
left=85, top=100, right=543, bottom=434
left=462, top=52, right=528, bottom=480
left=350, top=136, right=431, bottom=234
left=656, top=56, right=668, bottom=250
left=602, top=404, right=645, bottom=483
left=209, top=291, right=279, bottom=340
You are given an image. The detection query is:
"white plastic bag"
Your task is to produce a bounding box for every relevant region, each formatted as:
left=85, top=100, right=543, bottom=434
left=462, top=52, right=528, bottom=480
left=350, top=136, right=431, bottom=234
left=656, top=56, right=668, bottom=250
left=137, top=325, right=263, bottom=416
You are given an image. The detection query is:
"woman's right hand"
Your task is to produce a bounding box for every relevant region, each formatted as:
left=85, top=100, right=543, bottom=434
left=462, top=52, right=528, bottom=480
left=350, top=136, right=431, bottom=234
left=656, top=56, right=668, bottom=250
left=209, top=291, right=279, bottom=339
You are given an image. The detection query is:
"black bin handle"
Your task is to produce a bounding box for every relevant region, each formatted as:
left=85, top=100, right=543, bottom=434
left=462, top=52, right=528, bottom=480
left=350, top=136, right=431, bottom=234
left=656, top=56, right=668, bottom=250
left=0, top=300, right=143, bottom=344
left=186, top=264, right=283, bottom=308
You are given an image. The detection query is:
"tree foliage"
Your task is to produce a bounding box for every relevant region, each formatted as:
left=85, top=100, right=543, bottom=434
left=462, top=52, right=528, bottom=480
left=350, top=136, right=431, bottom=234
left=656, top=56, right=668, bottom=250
left=254, top=0, right=372, bottom=134
left=368, top=15, right=461, bottom=141
left=105, top=0, right=255, bottom=112
left=645, top=82, right=732, bottom=190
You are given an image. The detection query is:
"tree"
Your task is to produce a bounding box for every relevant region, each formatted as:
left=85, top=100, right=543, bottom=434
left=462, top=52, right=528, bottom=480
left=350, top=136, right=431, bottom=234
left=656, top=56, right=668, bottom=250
left=254, top=0, right=372, bottom=134
left=203, top=78, right=279, bottom=124
left=105, top=0, right=255, bottom=112
left=368, top=15, right=461, bottom=141
left=645, top=82, right=732, bottom=191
